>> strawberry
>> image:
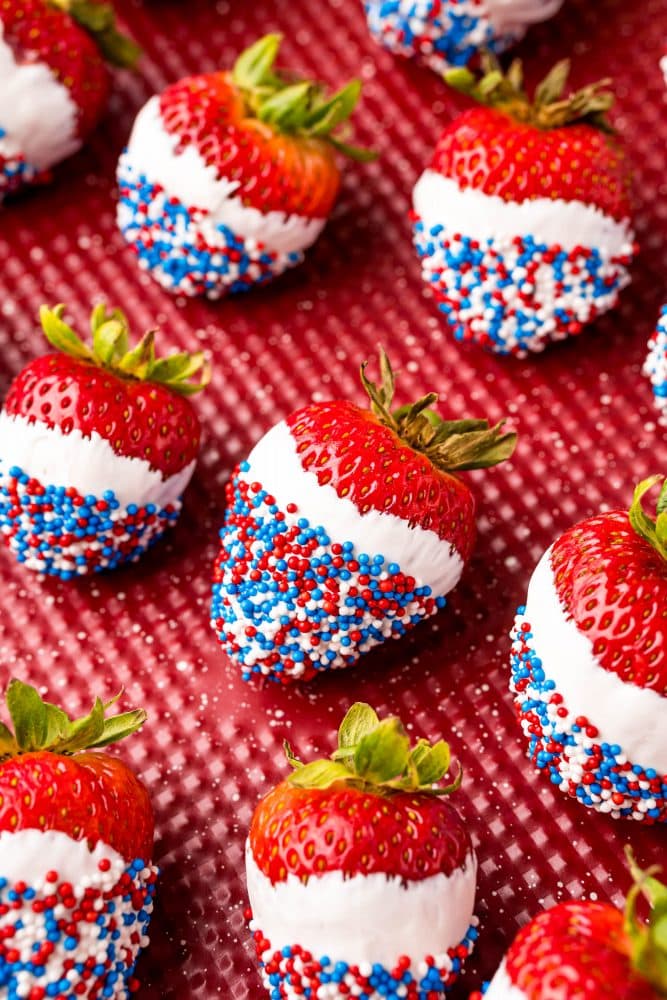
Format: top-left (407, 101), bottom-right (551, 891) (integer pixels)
top-left (510, 477), bottom-right (667, 823)
top-left (364, 0), bottom-right (564, 76)
top-left (245, 702), bottom-right (478, 998)
top-left (0, 678), bottom-right (157, 998)
top-left (211, 349), bottom-right (516, 684)
top-left (117, 34), bottom-right (373, 299)
top-left (475, 850), bottom-right (667, 1000)
top-left (411, 57), bottom-right (636, 355)
top-left (644, 305), bottom-right (667, 426)
top-left (0, 302), bottom-right (210, 577)
top-left (0, 0), bottom-right (139, 198)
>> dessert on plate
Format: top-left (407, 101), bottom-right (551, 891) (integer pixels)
top-left (364, 0), bottom-right (564, 76)
top-left (246, 702), bottom-right (478, 998)
top-left (644, 305), bottom-right (667, 425)
top-left (412, 57), bottom-right (636, 355)
top-left (211, 349), bottom-right (516, 684)
top-left (472, 850), bottom-right (667, 999)
top-left (0, 303), bottom-right (210, 577)
top-left (0, 678), bottom-right (157, 999)
top-left (0, 0), bottom-right (139, 199)
top-left (510, 477), bottom-right (667, 823)
top-left (117, 34), bottom-right (372, 299)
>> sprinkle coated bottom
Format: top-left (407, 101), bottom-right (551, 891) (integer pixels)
top-left (210, 465), bottom-right (446, 684)
top-left (247, 910), bottom-right (478, 999)
top-left (412, 214), bottom-right (634, 355)
top-left (644, 303), bottom-right (667, 424)
top-left (363, 0), bottom-right (514, 73)
top-left (117, 154), bottom-right (302, 299)
top-left (0, 465), bottom-right (182, 578)
top-left (0, 856), bottom-right (157, 999)
top-left (0, 131), bottom-right (40, 199)
top-left (510, 609), bottom-right (667, 823)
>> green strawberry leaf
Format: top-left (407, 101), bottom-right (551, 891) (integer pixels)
top-left (93, 319), bottom-right (130, 366)
top-left (284, 740), bottom-right (303, 770)
top-left (55, 0), bottom-right (141, 68)
top-left (233, 33), bottom-right (282, 92)
top-left (337, 703), bottom-right (380, 751)
top-left (0, 721), bottom-right (17, 756)
top-left (413, 739), bottom-right (451, 786)
top-left (287, 759), bottom-right (353, 789)
top-left (53, 697), bottom-right (105, 753)
top-left (258, 81), bottom-right (314, 130)
top-left (658, 479), bottom-right (667, 516)
top-left (89, 709), bottom-right (147, 748)
top-left (117, 330), bottom-right (156, 379)
top-left (327, 135), bottom-right (378, 162)
top-left (6, 679), bottom-right (50, 751)
top-left (354, 717), bottom-right (410, 784)
top-left (304, 80), bottom-right (362, 135)
top-left (40, 305), bottom-right (92, 362)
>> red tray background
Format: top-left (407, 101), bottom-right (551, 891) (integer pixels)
top-left (1, 0), bottom-right (667, 995)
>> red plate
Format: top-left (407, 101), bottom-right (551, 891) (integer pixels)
top-left (0, 0), bottom-right (666, 996)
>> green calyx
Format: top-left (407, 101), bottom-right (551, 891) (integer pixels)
top-left (445, 53), bottom-right (615, 131)
top-left (0, 679), bottom-right (146, 761)
top-left (40, 303), bottom-right (211, 397)
top-left (624, 847), bottom-right (667, 995)
top-left (231, 34), bottom-right (375, 161)
top-left (360, 348), bottom-right (517, 472)
top-left (48, 0), bottom-right (141, 69)
top-left (285, 702), bottom-right (462, 796)
top-left (628, 476), bottom-right (667, 562)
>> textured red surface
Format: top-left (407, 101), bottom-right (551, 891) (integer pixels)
top-left (0, 0), bottom-right (666, 997)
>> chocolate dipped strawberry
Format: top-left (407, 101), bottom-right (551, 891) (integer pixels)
top-left (475, 850), bottom-right (667, 1000)
top-left (246, 702), bottom-right (478, 998)
top-left (117, 34), bottom-right (372, 298)
top-left (0, 0), bottom-right (139, 198)
top-left (0, 678), bottom-right (157, 998)
top-left (0, 303), bottom-right (210, 577)
top-left (510, 477), bottom-right (667, 823)
top-left (364, 0), bottom-right (563, 76)
top-left (412, 58), bottom-right (635, 355)
top-left (211, 349), bottom-right (516, 683)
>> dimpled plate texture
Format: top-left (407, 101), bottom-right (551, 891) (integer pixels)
top-left (0, 0), bottom-right (666, 996)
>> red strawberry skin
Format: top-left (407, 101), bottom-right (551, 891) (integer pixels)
top-left (0, 0), bottom-right (110, 139)
top-left (287, 401), bottom-right (476, 562)
top-left (550, 511), bottom-right (667, 695)
top-left (4, 353), bottom-right (201, 477)
top-left (0, 750), bottom-right (154, 862)
top-left (502, 900), bottom-right (659, 999)
top-left (430, 107), bottom-right (631, 221)
top-left (249, 780), bottom-right (471, 885)
top-left (159, 74), bottom-right (341, 219)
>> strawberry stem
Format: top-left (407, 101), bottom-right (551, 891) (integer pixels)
top-left (0, 679), bottom-right (146, 760)
top-left (39, 304), bottom-right (211, 397)
top-left (360, 348), bottom-right (517, 472)
top-left (624, 847), bottom-right (667, 994)
top-left (48, 0), bottom-right (141, 69)
top-left (285, 702), bottom-right (463, 796)
top-left (446, 53), bottom-right (615, 132)
top-left (231, 34), bottom-right (375, 162)
top-left (628, 477), bottom-right (667, 563)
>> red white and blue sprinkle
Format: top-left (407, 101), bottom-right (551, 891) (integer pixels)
top-left (0, 857), bottom-right (157, 999)
top-left (412, 214), bottom-right (633, 355)
top-left (363, 1), bottom-right (513, 73)
top-left (116, 155), bottom-right (301, 299)
top-left (246, 909), bottom-right (478, 999)
top-left (210, 464), bottom-right (446, 684)
top-left (510, 609), bottom-right (667, 823)
top-left (0, 465), bottom-right (182, 578)
top-left (0, 129), bottom-right (39, 199)
top-left (644, 304), bottom-right (667, 424)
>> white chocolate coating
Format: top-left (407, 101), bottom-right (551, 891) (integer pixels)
top-left (524, 548), bottom-right (667, 773)
top-left (246, 843), bottom-right (477, 968)
top-left (245, 419), bottom-right (465, 597)
top-left (413, 171), bottom-right (633, 256)
top-left (484, 960), bottom-right (528, 1000)
top-left (0, 412), bottom-right (195, 509)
